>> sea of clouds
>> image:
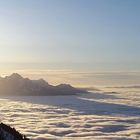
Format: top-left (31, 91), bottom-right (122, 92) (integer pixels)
top-left (0, 87), bottom-right (140, 140)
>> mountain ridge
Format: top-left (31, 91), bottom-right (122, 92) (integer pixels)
top-left (0, 73), bottom-right (86, 96)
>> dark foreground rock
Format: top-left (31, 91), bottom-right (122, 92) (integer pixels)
top-left (0, 123), bottom-right (29, 140)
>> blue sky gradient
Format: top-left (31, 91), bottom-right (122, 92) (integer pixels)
top-left (0, 0), bottom-right (140, 72)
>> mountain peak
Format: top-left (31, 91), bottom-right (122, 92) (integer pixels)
top-left (33, 78), bottom-right (49, 87)
top-left (7, 73), bottom-right (23, 79)
top-left (0, 73), bottom-right (86, 96)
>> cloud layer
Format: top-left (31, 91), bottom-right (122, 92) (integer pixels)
top-left (0, 87), bottom-right (140, 140)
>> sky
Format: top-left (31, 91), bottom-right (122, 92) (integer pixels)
top-left (0, 0), bottom-right (140, 85)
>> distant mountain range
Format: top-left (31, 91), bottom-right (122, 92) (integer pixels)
top-left (0, 73), bottom-right (86, 96)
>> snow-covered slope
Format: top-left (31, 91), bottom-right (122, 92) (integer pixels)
top-left (0, 123), bottom-right (29, 140)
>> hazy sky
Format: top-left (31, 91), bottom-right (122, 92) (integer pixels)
top-left (0, 0), bottom-right (140, 73)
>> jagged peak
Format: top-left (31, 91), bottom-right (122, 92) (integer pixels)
top-left (7, 73), bottom-right (23, 79)
top-left (0, 73), bottom-right (86, 95)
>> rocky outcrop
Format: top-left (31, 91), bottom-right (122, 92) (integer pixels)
top-left (0, 123), bottom-right (29, 140)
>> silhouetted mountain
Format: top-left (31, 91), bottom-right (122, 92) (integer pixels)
top-left (0, 73), bottom-right (86, 96)
top-left (0, 123), bottom-right (29, 140)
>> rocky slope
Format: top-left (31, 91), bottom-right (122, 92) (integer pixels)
top-left (0, 123), bottom-right (29, 140)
